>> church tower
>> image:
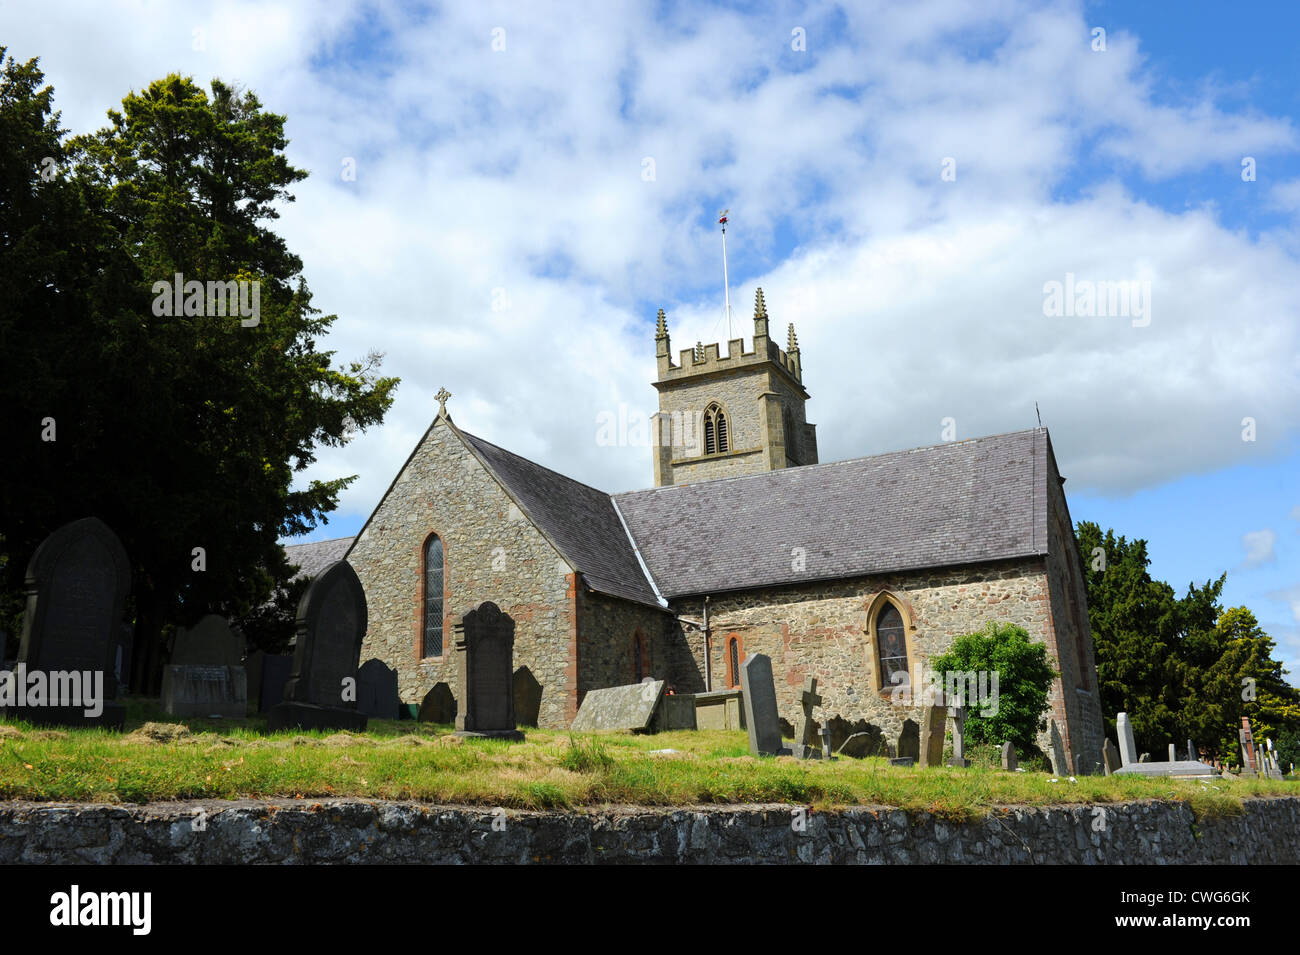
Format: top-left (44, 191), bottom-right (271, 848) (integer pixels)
top-left (651, 288), bottom-right (817, 487)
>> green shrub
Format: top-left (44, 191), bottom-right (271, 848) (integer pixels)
top-left (929, 622), bottom-right (1057, 755)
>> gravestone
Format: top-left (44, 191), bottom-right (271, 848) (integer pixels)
top-left (571, 680), bottom-right (663, 732)
top-left (1048, 720), bottom-right (1068, 776)
top-left (918, 704), bottom-right (947, 768)
top-left (5, 517), bottom-right (131, 729)
top-left (266, 560), bottom-right (368, 732)
top-left (898, 719), bottom-right (920, 761)
top-left (739, 654), bottom-right (788, 756)
top-left (512, 666), bottom-right (543, 727)
top-left (454, 601), bottom-right (523, 740)
top-left (1167, 743), bottom-right (1177, 763)
top-left (1116, 711), bottom-right (1138, 766)
top-left (1239, 717), bottom-right (1258, 776)
top-left (790, 677), bottom-right (822, 759)
top-left (1138, 753), bottom-right (1150, 763)
top-left (172, 614), bottom-right (243, 667)
top-left (258, 653), bottom-right (293, 712)
top-left (1187, 739), bottom-right (1196, 762)
top-left (651, 692), bottom-right (697, 732)
top-left (1001, 741), bottom-right (1017, 771)
top-left (948, 706), bottom-right (970, 767)
top-left (162, 614), bottom-right (247, 718)
top-left (356, 658), bottom-right (400, 720)
top-left (418, 682), bottom-right (457, 723)
top-left (1102, 739), bottom-right (1121, 776)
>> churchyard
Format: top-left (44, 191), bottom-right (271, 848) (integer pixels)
top-left (0, 517), bottom-right (1293, 827)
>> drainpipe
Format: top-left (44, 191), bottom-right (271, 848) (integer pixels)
top-left (702, 596), bottom-right (712, 692)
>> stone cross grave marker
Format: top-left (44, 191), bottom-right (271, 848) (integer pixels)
top-left (740, 654), bottom-right (788, 756)
top-left (1001, 741), bottom-right (1017, 771)
top-left (1048, 720), bottom-right (1068, 776)
top-left (1116, 711), bottom-right (1138, 767)
top-left (7, 517), bottom-right (131, 728)
top-left (267, 560), bottom-right (368, 732)
top-left (1102, 739), bottom-right (1121, 776)
top-left (455, 601), bottom-right (523, 740)
top-left (790, 676), bottom-right (822, 759)
top-left (948, 706), bottom-right (970, 767)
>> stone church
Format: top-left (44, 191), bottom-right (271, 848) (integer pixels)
top-left (286, 289), bottom-right (1104, 766)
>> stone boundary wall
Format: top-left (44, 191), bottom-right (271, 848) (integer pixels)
top-left (2, 797), bottom-right (1296, 864)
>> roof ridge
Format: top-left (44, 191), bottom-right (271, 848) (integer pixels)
top-left (283, 535), bottom-right (356, 547)
top-left (614, 427), bottom-right (1046, 498)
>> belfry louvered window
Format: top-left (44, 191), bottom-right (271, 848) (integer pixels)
top-left (703, 403), bottom-right (729, 454)
top-left (423, 534), bottom-right (444, 657)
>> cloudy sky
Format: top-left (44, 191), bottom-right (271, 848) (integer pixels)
top-left (7, 0), bottom-right (1299, 682)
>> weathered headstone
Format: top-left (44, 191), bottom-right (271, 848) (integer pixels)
top-left (172, 614), bottom-right (243, 667)
top-left (651, 692), bottom-right (697, 732)
top-left (897, 719), bottom-right (920, 761)
top-left (1239, 717), bottom-right (1258, 776)
top-left (454, 601), bottom-right (523, 740)
top-left (1001, 741), bottom-right (1017, 771)
top-left (827, 716), bottom-right (883, 756)
top-left (1116, 711), bottom-right (1138, 766)
top-left (418, 682), bottom-right (457, 723)
top-left (163, 614), bottom-right (247, 718)
top-left (1187, 739), bottom-right (1196, 762)
top-left (819, 723), bottom-right (836, 761)
top-left (1048, 720), bottom-right (1068, 776)
top-left (948, 706), bottom-right (970, 767)
top-left (356, 658), bottom-right (400, 720)
top-left (1167, 743), bottom-right (1177, 763)
top-left (512, 665), bottom-right (543, 727)
top-left (918, 704), bottom-right (947, 768)
top-left (790, 677), bottom-right (823, 759)
top-left (266, 560), bottom-right (368, 732)
top-left (739, 654), bottom-right (788, 756)
top-left (4, 517), bottom-right (131, 728)
top-left (571, 680), bottom-right (663, 732)
top-left (1102, 739), bottom-right (1121, 775)
top-left (1138, 753), bottom-right (1150, 763)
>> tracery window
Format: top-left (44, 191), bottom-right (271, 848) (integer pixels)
top-left (422, 534), bottom-right (444, 657)
top-left (703, 403), bottom-right (729, 454)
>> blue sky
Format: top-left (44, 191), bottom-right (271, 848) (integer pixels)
top-left (4, 0), bottom-right (1298, 681)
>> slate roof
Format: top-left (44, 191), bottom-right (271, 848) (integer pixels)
top-left (283, 536), bottom-right (355, 581)
top-left (614, 429), bottom-right (1050, 599)
top-left (460, 431), bottom-right (661, 608)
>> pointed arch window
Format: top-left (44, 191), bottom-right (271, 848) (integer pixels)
top-left (726, 635), bottom-right (742, 688)
top-left (422, 534), bottom-right (444, 658)
top-left (875, 603), bottom-right (908, 683)
top-left (704, 403), bottom-right (729, 455)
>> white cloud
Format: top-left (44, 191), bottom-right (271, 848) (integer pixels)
top-left (4, 0), bottom-right (1299, 526)
top-left (1240, 529), bottom-right (1278, 568)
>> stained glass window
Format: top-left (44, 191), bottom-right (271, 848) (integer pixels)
top-left (876, 603), bottom-right (908, 681)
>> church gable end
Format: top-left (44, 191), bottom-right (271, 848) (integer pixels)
top-left (346, 416), bottom-right (580, 728)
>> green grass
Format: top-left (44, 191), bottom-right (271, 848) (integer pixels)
top-left (0, 698), bottom-right (1293, 821)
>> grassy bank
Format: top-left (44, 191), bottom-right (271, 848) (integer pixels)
top-left (0, 699), bottom-right (1292, 820)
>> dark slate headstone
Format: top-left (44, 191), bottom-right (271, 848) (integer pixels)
top-left (161, 665), bottom-right (247, 718)
top-left (266, 560), bottom-right (368, 732)
top-left (454, 602), bottom-right (523, 740)
top-left (419, 682), bottom-right (457, 724)
top-left (5, 517), bottom-right (130, 729)
top-left (512, 665), bottom-right (543, 728)
top-left (898, 719), bottom-right (920, 760)
top-left (1048, 719), bottom-right (1068, 776)
top-left (830, 718), bottom-right (885, 758)
top-left (257, 653), bottom-right (293, 713)
top-left (172, 614), bottom-right (243, 667)
top-left (357, 658), bottom-right (400, 720)
top-left (740, 654), bottom-right (788, 756)
top-left (1001, 741), bottom-right (1018, 771)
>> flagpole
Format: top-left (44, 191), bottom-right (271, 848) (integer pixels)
top-left (720, 210), bottom-right (732, 341)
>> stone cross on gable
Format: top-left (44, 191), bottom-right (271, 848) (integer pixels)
top-left (436, 387), bottom-right (452, 417)
top-left (792, 677), bottom-right (822, 757)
